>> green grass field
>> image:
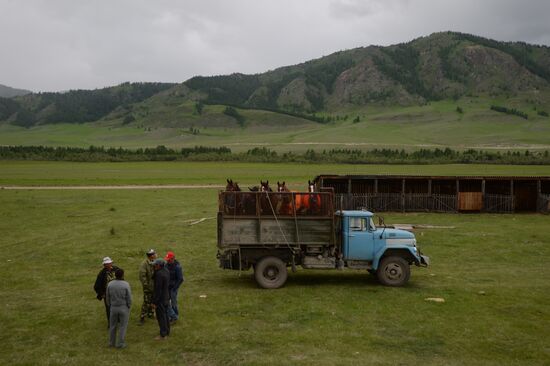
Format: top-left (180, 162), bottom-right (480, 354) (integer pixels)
top-left (2, 161), bottom-right (550, 187)
top-left (1, 162), bottom-right (549, 365)
top-left (1, 96), bottom-right (550, 153)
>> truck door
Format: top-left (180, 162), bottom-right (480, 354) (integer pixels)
top-left (347, 216), bottom-right (375, 260)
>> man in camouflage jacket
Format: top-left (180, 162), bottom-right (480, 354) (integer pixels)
top-left (139, 249), bottom-right (156, 324)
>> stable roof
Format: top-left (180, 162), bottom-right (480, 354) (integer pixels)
top-left (315, 174), bottom-right (550, 181)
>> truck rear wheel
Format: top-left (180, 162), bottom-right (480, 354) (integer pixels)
top-left (254, 256), bottom-right (288, 289)
top-left (377, 256), bottom-right (410, 287)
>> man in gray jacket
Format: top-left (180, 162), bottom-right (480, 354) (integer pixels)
top-left (106, 268), bottom-right (132, 348)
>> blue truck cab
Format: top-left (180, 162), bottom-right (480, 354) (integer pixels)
top-left (338, 210), bottom-right (429, 286)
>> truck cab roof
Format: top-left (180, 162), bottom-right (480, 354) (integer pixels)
top-left (336, 210), bottom-right (374, 217)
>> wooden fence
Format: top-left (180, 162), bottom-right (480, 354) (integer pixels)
top-left (483, 194), bottom-right (513, 213)
top-left (537, 194), bottom-right (550, 213)
top-left (335, 193), bottom-right (457, 212)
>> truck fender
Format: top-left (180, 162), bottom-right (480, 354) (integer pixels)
top-left (373, 247), bottom-right (420, 270)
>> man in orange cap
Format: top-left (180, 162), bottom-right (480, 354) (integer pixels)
top-left (165, 251), bottom-right (184, 323)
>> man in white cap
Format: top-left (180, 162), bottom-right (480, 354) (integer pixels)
top-left (94, 256), bottom-right (119, 327)
top-left (138, 249), bottom-right (156, 325)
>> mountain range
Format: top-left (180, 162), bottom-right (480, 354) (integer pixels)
top-left (1, 31), bottom-right (550, 129)
top-left (0, 84), bottom-right (32, 98)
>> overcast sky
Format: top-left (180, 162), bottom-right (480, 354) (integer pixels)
top-left (1, 0), bottom-right (550, 92)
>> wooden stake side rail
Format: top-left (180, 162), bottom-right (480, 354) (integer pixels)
top-left (218, 191), bottom-right (336, 249)
top-left (219, 217), bottom-right (334, 247)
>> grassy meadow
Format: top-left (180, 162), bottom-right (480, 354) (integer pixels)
top-left (1, 96), bottom-right (550, 153)
top-left (0, 162), bottom-right (549, 365)
top-left (2, 161), bottom-right (550, 187)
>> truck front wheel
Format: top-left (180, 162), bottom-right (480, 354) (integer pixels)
top-left (377, 256), bottom-right (410, 287)
top-left (254, 256), bottom-right (288, 289)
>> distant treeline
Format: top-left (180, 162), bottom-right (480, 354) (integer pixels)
top-left (0, 145), bottom-right (231, 162)
top-left (2, 145), bottom-right (550, 164)
top-left (211, 102), bottom-right (350, 124)
top-left (490, 105), bottom-right (529, 119)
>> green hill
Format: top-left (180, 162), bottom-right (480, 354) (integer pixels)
top-left (1, 82), bottom-right (175, 127)
top-left (1, 32), bottom-right (550, 151)
top-left (159, 31), bottom-right (550, 113)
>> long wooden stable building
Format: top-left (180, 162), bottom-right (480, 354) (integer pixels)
top-left (314, 174), bottom-right (550, 213)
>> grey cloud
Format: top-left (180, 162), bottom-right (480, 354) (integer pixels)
top-left (0, 0), bottom-right (549, 92)
top-left (329, 0), bottom-right (411, 18)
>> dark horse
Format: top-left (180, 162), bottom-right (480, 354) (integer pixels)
top-left (247, 180), bottom-right (276, 215)
top-left (224, 179), bottom-right (241, 214)
top-left (249, 180), bottom-right (272, 192)
top-left (225, 179), bottom-right (241, 192)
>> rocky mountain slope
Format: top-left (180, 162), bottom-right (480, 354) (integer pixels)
top-left (2, 31), bottom-right (550, 127)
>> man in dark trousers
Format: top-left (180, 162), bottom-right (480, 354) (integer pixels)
top-left (94, 257), bottom-right (119, 327)
top-left (152, 258), bottom-right (170, 340)
top-left (165, 251), bottom-right (184, 323)
top-left (106, 268), bottom-right (132, 348)
top-left (139, 249), bottom-right (156, 325)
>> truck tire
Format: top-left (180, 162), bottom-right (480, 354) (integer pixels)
top-left (377, 256), bottom-right (410, 287)
top-left (254, 256), bottom-right (288, 289)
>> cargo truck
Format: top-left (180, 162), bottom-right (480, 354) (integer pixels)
top-left (217, 189), bottom-right (429, 288)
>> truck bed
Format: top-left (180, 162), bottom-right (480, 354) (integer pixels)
top-left (218, 191), bottom-right (335, 249)
top-left (218, 215), bottom-right (334, 248)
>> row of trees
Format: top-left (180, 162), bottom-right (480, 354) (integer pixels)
top-left (0, 145), bottom-right (230, 162)
top-left (2, 145), bottom-right (550, 164)
top-left (223, 106), bottom-right (246, 127)
top-left (490, 105), bottom-right (529, 119)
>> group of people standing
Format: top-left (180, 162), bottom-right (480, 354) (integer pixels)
top-left (94, 249), bottom-right (184, 348)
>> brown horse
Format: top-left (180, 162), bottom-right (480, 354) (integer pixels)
top-left (276, 181), bottom-right (294, 215)
top-left (295, 180), bottom-right (322, 215)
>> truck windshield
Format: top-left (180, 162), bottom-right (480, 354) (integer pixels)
top-left (369, 218), bottom-right (376, 231)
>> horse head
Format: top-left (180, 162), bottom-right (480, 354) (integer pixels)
top-left (308, 180), bottom-right (315, 193)
top-left (226, 179), bottom-right (241, 192)
top-left (277, 181), bottom-right (290, 192)
top-left (260, 180), bottom-right (272, 192)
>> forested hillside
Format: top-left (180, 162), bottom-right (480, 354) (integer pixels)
top-left (1, 82), bottom-right (174, 127)
top-left (2, 31), bottom-right (550, 128)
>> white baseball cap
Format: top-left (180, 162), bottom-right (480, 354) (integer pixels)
top-left (102, 256), bottom-right (113, 265)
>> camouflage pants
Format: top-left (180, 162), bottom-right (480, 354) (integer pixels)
top-left (140, 290), bottom-right (154, 319)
